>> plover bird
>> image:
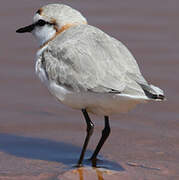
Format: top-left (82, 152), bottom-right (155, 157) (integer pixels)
top-left (16, 3), bottom-right (165, 166)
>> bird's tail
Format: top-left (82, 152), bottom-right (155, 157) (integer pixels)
top-left (140, 84), bottom-right (165, 101)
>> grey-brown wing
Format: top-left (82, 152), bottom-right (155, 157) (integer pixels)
top-left (40, 25), bottom-right (147, 96)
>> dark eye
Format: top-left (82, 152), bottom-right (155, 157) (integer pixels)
top-left (36, 19), bottom-right (46, 26)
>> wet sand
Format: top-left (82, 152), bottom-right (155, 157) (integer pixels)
top-left (0, 0), bottom-right (179, 179)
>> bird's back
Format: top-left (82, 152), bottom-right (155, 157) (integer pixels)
top-left (44, 25), bottom-right (146, 93)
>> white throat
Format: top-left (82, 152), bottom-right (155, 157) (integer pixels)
top-left (32, 25), bottom-right (56, 46)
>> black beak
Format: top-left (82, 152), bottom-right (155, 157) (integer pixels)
top-left (16, 23), bottom-right (35, 33)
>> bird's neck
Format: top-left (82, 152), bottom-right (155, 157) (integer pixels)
top-left (38, 23), bottom-right (79, 50)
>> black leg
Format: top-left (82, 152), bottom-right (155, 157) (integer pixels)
top-left (77, 109), bottom-right (94, 166)
top-left (90, 116), bottom-right (111, 166)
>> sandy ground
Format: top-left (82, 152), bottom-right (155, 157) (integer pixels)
top-left (0, 0), bottom-right (179, 179)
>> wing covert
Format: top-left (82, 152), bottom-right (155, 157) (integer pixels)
top-left (40, 24), bottom-right (147, 95)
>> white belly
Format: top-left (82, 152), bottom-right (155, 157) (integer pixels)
top-left (49, 81), bottom-right (147, 115)
top-left (36, 66), bottom-right (146, 115)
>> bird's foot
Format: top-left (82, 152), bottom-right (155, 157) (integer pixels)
top-left (86, 157), bottom-right (102, 167)
top-left (73, 163), bottom-right (83, 168)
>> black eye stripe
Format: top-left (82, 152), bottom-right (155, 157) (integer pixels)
top-left (36, 19), bottom-right (55, 27)
top-left (36, 9), bottom-right (41, 14)
top-left (36, 19), bottom-right (46, 26)
top-left (36, 8), bottom-right (43, 15)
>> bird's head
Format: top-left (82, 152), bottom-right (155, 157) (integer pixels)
top-left (16, 4), bottom-right (87, 47)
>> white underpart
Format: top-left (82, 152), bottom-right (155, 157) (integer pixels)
top-left (48, 82), bottom-right (146, 115)
top-left (32, 25), bottom-right (56, 46)
top-left (35, 45), bottom-right (49, 85)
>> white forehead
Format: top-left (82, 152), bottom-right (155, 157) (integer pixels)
top-left (33, 13), bottom-right (42, 22)
top-left (33, 4), bottom-right (87, 26)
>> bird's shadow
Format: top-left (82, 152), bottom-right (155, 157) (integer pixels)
top-left (0, 133), bottom-right (124, 171)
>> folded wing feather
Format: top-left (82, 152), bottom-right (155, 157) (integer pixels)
top-left (40, 25), bottom-right (152, 98)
